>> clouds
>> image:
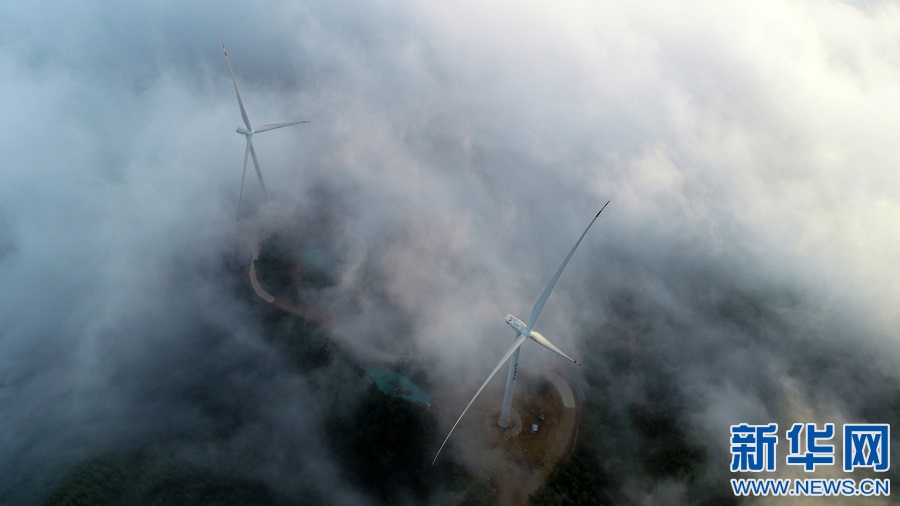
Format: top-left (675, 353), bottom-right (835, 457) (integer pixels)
top-left (2, 0), bottom-right (899, 503)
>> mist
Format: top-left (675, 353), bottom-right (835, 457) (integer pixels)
top-left (2, 0), bottom-right (899, 504)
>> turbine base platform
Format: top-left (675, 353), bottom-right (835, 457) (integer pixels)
top-left (486, 407), bottom-right (522, 439)
top-left (469, 382), bottom-right (580, 505)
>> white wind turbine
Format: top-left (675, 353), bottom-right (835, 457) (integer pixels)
top-left (224, 45), bottom-right (309, 219)
top-left (433, 201), bottom-right (609, 464)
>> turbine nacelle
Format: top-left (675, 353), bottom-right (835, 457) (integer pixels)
top-left (236, 126), bottom-right (251, 136)
top-left (505, 314), bottom-right (527, 335)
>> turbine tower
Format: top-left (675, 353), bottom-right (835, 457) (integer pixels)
top-left (223, 45), bottom-right (309, 219)
top-left (433, 201), bottom-right (609, 464)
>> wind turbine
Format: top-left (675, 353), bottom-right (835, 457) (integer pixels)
top-left (433, 201), bottom-right (610, 464)
top-left (223, 45), bottom-right (309, 219)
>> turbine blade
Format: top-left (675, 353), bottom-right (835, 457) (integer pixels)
top-left (237, 139), bottom-right (251, 220)
top-left (248, 139), bottom-right (269, 200)
top-left (432, 334), bottom-right (528, 465)
top-left (529, 331), bottom-right (580, 365)
top-left (526, 201), bottom-right (610, 330)
top-left (254, 121), bottom-right (310, 133)
top-left (223, 45), bottom-right (252, 131)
